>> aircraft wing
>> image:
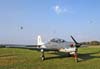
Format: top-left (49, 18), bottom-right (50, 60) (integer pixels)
top-left (0, 44), bottom-right (58, 51)
top-left (13, 47), bottom-right (59, 51)
top-left (25, 47), bottom-right (59, 51)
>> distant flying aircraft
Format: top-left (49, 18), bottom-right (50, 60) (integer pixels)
top-left (1, 35), bottom-right (82, 62)
top-left (20, 26), bottom-right (23, 30)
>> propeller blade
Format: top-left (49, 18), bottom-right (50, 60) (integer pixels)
top-left (70, 35), bottom-right (81, 48)
top-left (71, 36), bottom-right (78, 44)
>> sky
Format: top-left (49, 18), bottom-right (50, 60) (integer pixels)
top-left (0, 0), bottom-right (100, 44)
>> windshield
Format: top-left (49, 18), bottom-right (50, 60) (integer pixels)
top-left (50, 38), bottom-right (66, 43)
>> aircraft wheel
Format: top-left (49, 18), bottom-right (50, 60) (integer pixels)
top-left (42, 57), bottom-right (45, 61)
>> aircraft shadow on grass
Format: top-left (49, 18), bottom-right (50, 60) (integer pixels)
top-left (43, 51), bottom-right (100, 62)
top-left (78, 51), bottom-right (100, 62)
top-left (44, 52), bottom-right (72, 60)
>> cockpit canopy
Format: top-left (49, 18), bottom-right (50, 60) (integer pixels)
top-left (50, 38), bottom-right (66, 43)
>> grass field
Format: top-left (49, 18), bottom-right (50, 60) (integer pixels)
top-left (0, 46), bottom-right (100, 69)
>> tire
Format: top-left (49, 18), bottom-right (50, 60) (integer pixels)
top-left (42, 57), bottom-right (45, 61)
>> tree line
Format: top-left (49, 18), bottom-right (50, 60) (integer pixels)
top-left (81, 41), bottom-right (100, 46)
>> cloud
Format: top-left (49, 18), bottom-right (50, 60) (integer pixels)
top-left (53, 5), bottom-right (67, 15)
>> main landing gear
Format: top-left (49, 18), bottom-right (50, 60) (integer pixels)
top-left (41, 49), bottom-right (45, 61)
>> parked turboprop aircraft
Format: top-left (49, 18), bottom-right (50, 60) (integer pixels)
top-left (34, 35), bottom-right (82, 62)
top-left (0, 35), bottom-right (82, 62)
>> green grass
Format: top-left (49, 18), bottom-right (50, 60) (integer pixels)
top-left (0, 46), bottom-right (100, 69)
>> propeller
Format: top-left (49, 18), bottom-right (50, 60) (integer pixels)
top-left (70, 36), bottom-right (82, 48)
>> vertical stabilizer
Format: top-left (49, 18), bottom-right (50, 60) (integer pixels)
top-left (37, 35), bottom-right (44, 45)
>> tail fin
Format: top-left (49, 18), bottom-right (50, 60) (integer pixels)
top-left (37, 35), bottom-right (44, 45)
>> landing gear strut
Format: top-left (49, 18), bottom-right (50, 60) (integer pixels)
top-left (74, 51), bottom-right (78, 63)
top-left (41, 49), bottom-right (45, 61)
